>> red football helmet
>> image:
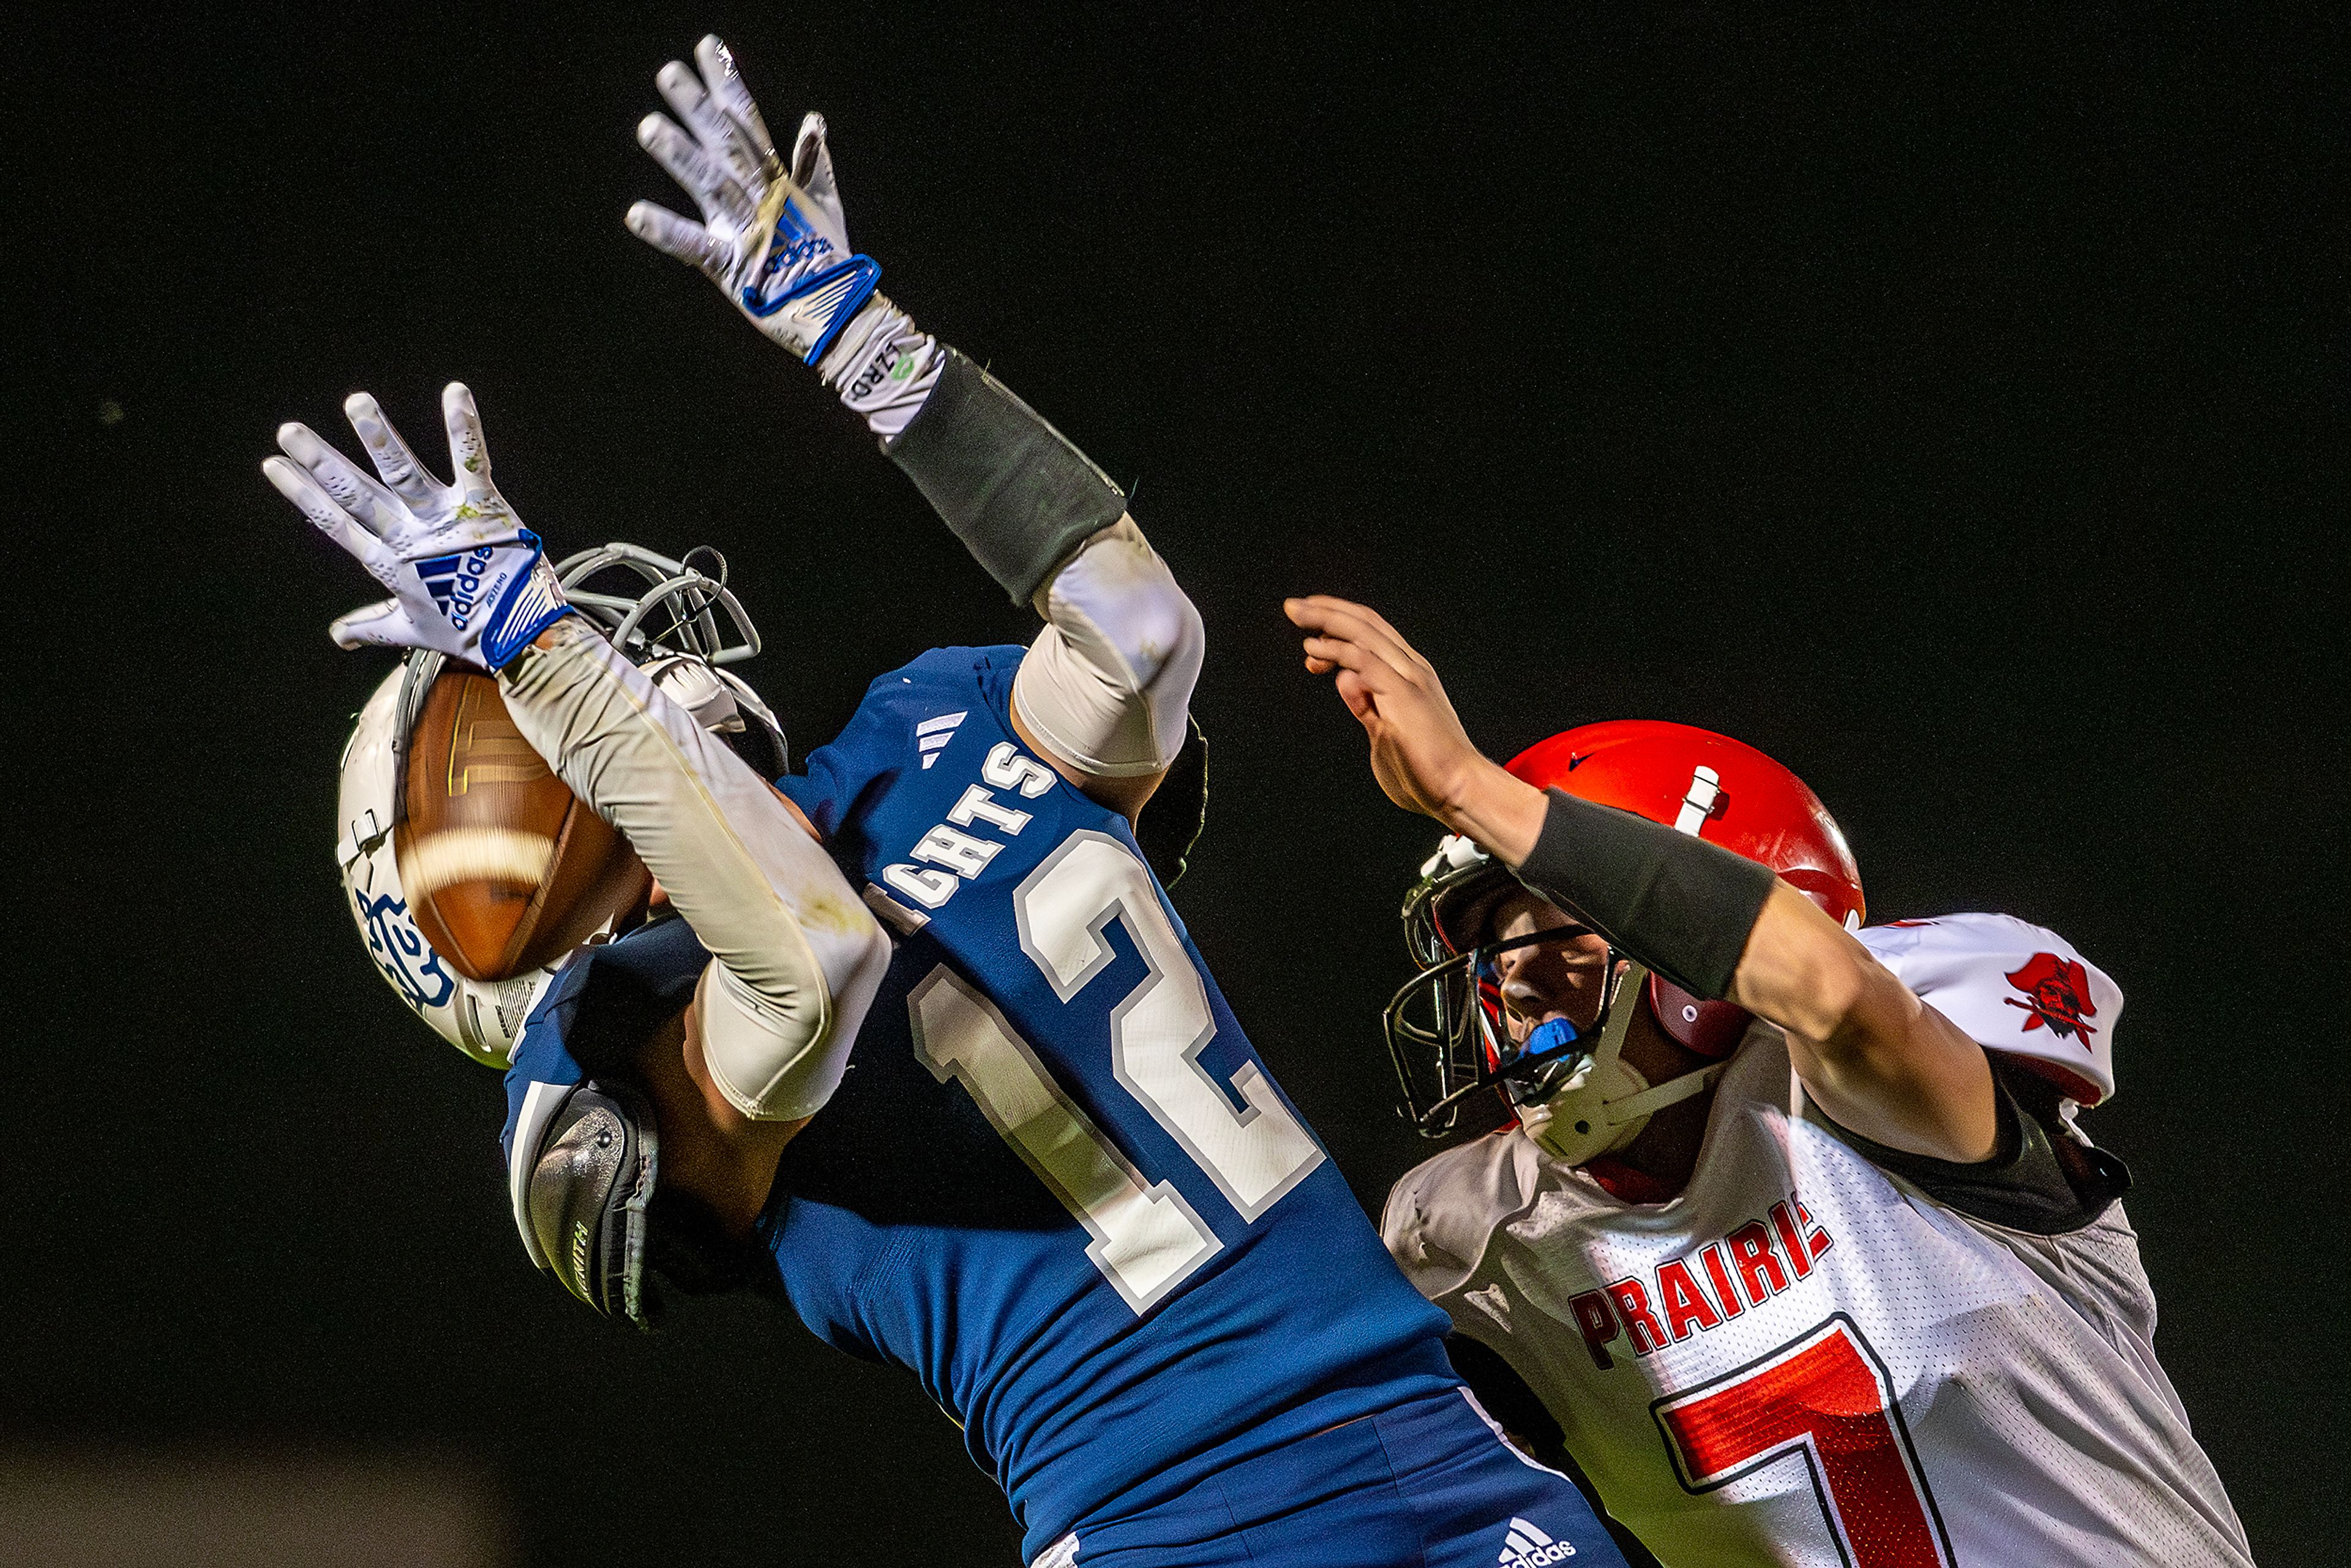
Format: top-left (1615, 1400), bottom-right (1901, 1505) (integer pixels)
top-left (1387, 721), bottom-right (1864, 1136)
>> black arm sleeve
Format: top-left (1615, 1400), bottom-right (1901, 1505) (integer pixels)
top-left (1803, 1059), bottom-right (2132, 1234)
top-left (882, 348), bottom-right (1128, 604)
top-left (1512, 787), bottom-right (1778, 999)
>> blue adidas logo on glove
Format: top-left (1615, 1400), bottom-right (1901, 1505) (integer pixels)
top-left (263, 383), bottom-right (574, 672)
top-left (416, 544), bottom-right (500, 628)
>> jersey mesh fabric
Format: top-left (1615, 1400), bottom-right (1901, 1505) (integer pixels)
top-left (760, 647), bottom-right (1457, 1556)
top-left (1382, 1027), bottom-right (2251, 1568)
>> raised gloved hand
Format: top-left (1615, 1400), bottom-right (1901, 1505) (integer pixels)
top-left (264, 382), bottom-right (571, 670)
top-left (626, 35), bottom-right (881, 369)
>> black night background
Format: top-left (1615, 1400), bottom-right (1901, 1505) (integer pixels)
top-left (5, 6), bottom-right (2343, 1564)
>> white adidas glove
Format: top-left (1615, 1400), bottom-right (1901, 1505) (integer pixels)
top-left (264, 382), bottom-right (570, 670)
top-left (626, 36), bottom-right (881, 369)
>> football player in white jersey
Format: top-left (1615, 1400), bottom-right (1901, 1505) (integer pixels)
top-left (1284, 594), bottom-right (2254, 1567)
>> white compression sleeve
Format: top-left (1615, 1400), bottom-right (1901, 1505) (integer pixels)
top-left (498, 620), bottom-right (893, 1120)
top-left (1011, 517), bottom-right (1205, 778)
top-left (820, 294), bottom-right (943, 440)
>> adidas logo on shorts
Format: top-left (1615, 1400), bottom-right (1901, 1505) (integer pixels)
top-left (1498, 1515), bottom-right (1576, 1566)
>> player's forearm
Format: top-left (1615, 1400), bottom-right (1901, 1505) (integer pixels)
top-left (625, 50), bottom-right (1133, 614)
top-left (1515, 790), bottom-right (1910, 1053)
top-left (819, 296), bottom-right (945, 438)
top-left (1724, 882), bottom-right (1884, 1043)
top-left (879, 347), bottom-right (1131, 603)
top-left (1514, 798), bottom-right (1992, 1154)
top-left (1512, 787), bottom-right (1777, 1000)
top-left (824, 309), bottom-right (1136, 614)
top-left (633, 60), bottom-right (1198, 778)
top-left (1732, 885), bottom-right (1965, 1093)
top-left (626, 52), bottom-right (1183, 763)
top-left (858, 337), bottom-right (1200, 778)
top-left (1439, 759), bottom-right (1551, 869)
top-left (499, 618), bottom-right (891, 1118)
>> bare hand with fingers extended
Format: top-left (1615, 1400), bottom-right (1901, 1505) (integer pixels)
top-left (1282, 595), bottom-right (1549, 866)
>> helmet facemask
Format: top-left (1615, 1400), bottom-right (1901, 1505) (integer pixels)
top-left (1387, 836), bottom-right (1620, 1136)
top-left (557, 542), bottom-right (786, 775)
top-left (1386, 836), bottom-right (1734, 1149)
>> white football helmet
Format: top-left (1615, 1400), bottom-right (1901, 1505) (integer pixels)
top-left (334, 543), bottom-right (786, 1065)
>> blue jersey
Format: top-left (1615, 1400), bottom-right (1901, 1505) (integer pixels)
top-left (508, 647), bottom-right (1455, 1558)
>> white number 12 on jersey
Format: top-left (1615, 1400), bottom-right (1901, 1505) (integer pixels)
top-left (908, 831), bottom-right (1324, 1312)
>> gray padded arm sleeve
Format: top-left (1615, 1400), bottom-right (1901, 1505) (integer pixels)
top-left (499, 620), bottom-right (893, 1120)
top-left (883, 348), bottom-right (1129, 604)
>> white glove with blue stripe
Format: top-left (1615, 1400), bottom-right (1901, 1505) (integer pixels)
top-left (264, 382), bottom-right (571, 671)
top-left (626, 36), bottom-right (882, 369)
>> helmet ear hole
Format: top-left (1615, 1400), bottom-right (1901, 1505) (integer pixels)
top-left (1646, 975), bottom-right (1750, 1058)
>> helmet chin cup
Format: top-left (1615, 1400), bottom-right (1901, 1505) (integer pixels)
top-left (1520, 961), bottom-right (1731, 1167)
top-left (1521, 1052), bottom-right (1655, 1164)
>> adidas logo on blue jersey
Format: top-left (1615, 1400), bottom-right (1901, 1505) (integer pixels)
top-left (1498, 1516), bottom-right (1575, 1566)
top-left (916, 710), bottom-right (967, 768)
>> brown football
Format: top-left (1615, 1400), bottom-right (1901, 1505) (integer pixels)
top-left (394, 670), bottom-right (650, 983)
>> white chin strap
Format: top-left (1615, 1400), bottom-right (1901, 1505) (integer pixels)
top-left (1520, 962), bottom-right (1729, 1166)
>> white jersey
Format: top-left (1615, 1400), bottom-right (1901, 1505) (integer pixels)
top-left (1383, 1029), bottom-right (2251, 1568)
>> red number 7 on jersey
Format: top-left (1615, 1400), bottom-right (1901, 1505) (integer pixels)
top-left (1652, 1315), bottom-right (1954, 1568)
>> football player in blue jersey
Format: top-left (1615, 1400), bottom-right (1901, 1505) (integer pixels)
top-left (265, 36), bottom-right (1637, 1568)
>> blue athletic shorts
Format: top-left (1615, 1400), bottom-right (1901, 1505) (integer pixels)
top-left (1030, 1387), bottom-right (1627, 1567)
